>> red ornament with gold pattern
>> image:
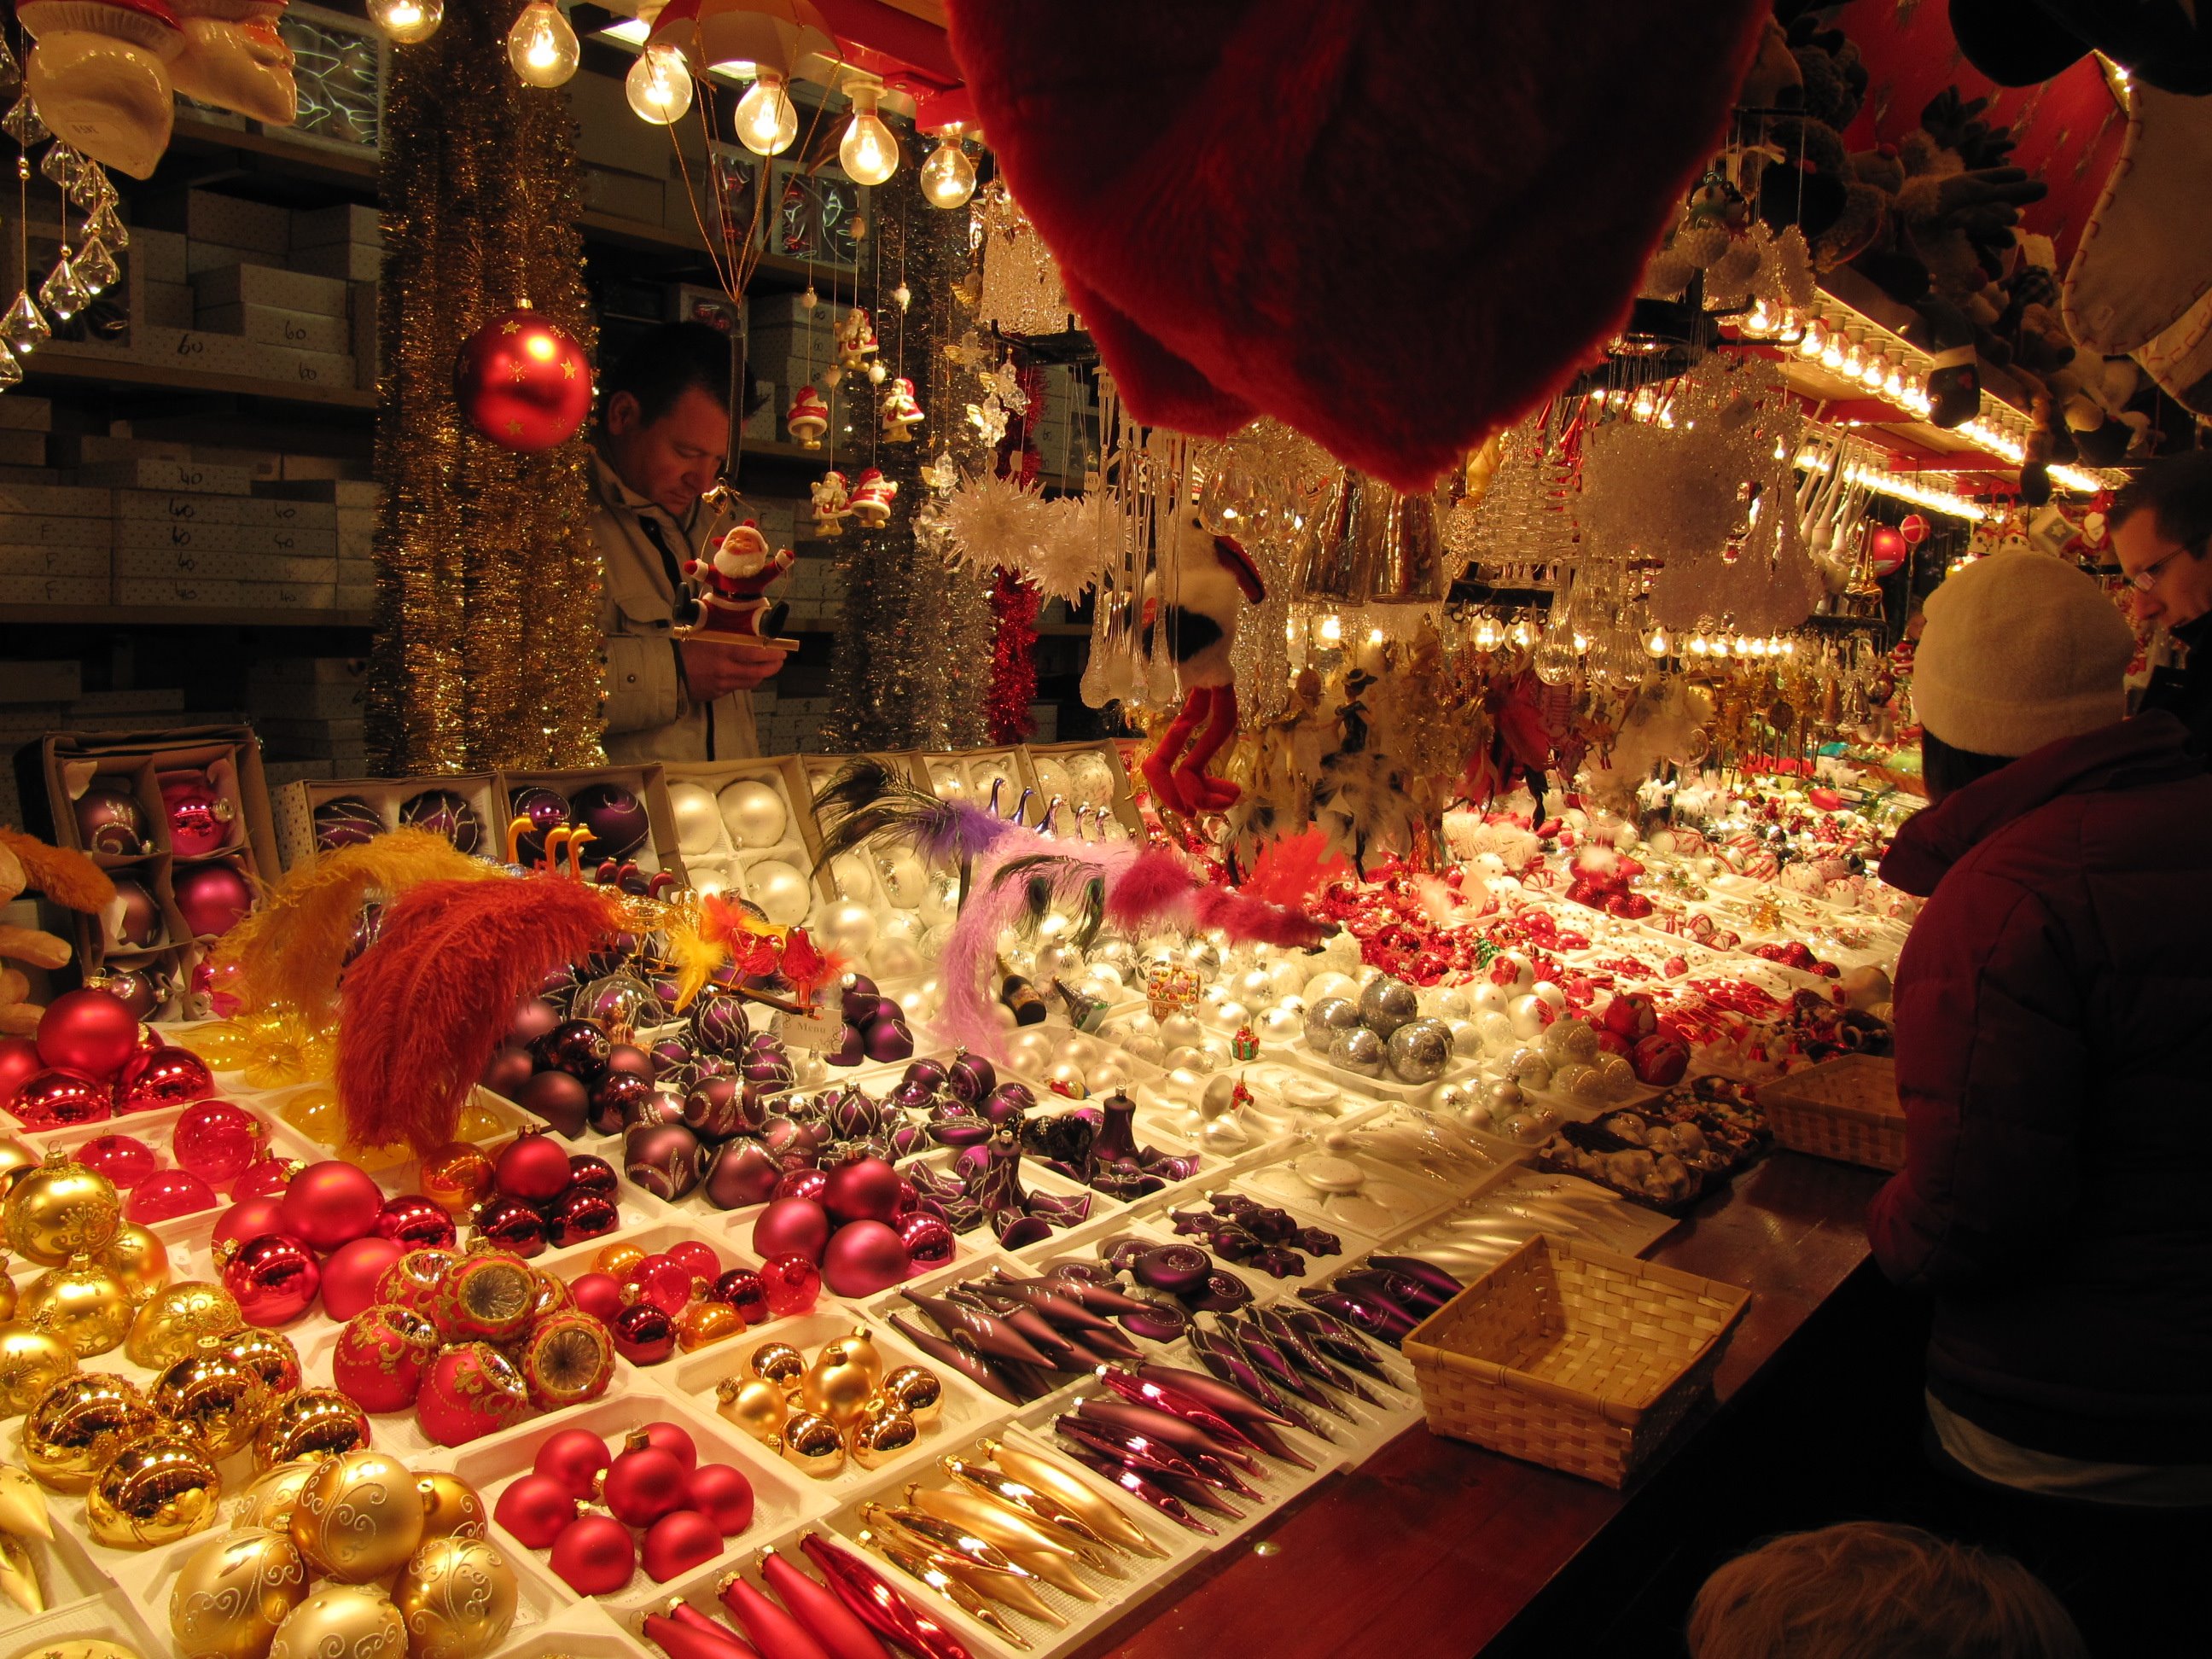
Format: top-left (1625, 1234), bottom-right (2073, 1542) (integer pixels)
top-left (332, 1303), bottom-right (441, 1412)
top-left (515, 1310), bottom-right (615, 1412)
top-left (453, 305), bottom-right (592, 451)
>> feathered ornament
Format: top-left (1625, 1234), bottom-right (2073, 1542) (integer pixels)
top-left (337, 875), bottom-right (622, 1153)
top-left (811, 758), bottom-right (1022, 907)
top-left (661, 912), bottom-right (728, 1014)
top-left (0, 828), bottom-right (115, 913)
top-left (212, 828), bottom-right (496, 1019)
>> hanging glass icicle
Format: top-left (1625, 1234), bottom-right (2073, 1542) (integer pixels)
top-left (1081, 370), bottom-right (1193, 712)
top-left (0, 31), bottom-right (20, 98)
top-left (0, 341), bottom-right (20, 389)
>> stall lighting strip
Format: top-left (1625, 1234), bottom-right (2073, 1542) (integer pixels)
top-left (1795, 445), bottom-right (1991, 522)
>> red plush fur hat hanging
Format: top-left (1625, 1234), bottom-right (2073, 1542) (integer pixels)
top-left (944, 0), bottom-right (1770, 491)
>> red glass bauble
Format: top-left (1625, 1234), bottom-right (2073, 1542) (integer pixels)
top-left (534, 1426), bottom-right (613, 1499)
top-left (213, 1194), bottom-right (290, 1250)
top-left (473, 1196), bottom-right (549, 1259)
top-left (220, 1232), bottom-right (322, 1324)
top-left (332, 1303), bottom-right (439, 1412)
top-left (73, 1132), bottom-right (157, 1189)
top-left (515, 1310), bottom-right (615, 1412)
top-left (610, 1301), bottom-right (677, 1365)
top-left (771, 1167), bottom-right (829, 1206)
top-left (757, 1254), bottom-right (820, 1319)
top-left (602, 1444), bottom-right (687, 1527)
top-left (160, 771), bottom-right (236, 856)
top-left (542, 1185), bottom-right (619, 1250)
top-left (642, 1509), bottom-right (723, 1583)
top-left (750, 1196), bottom-right (830, 1264)
top-left (548, 1513), bottom-right (635, 1595)
top-left (625, 1255), bottom-right (695, 1317)
top-left (433, 1251), bottom-right (538, 1343)
top-left (280, 1159), bottom-right (384, 1249)
top-left (323, 1236), bottom-right (407, 1321)
top-left (36, 987), bottom-right (139, 1079)
top-left (420, 1143), bottom-right (498, 1215)
top-left (1866, 524), bottom-right (1908, 577)
top-left (663, 1241), bottom-right (721, 1284)
top-left (894, 1210), bottom-right (957, 1272)
top-left (375, 1194), bottom-right (458, 1250)
top-left (566, 1154), bottom-right (617, 1198)
top-left (822, 1220), bottom-right (911, 1300)
top-left (417, 1342), bottom-right (530, 1446)
top-left (494, 1130), bottom-right (573, 1202)
top-left (453, 308), bottom-right (592, 453)
top-left (494, 1472), bottom-right (579, 1549)
top-left (683, 1463), bottom-right (754, 1536)
top-left (114, 1045), bottom-right (214, 1112)
top-left (530, 1020), bottom-right (609, 1081)
top-left (125, 1167), bottom-right (218, 1224)
top-left (708, 1268), bottom-right (769, 1325)
top-left (172, 1099), bottom-right (265, 1183)
top-left (172, 861), bottom-right (255, 939)
top-left (6, 1068), bottom-right (108, 1128)
top-left (377, 1247), bottom-right (459, 1323)
top-left (0, 1036), bottom-right (42, 1108)
top-left (568, 1271), bottom-right (623, 1323)
top-left (230, 1156), bottom-right (298, 1200)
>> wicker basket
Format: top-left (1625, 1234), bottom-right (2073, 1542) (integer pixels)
top-left (1404, 1234), bottom-right (1750, 1487)
top-left (1758, 1053), bottom-right (1904, 1171)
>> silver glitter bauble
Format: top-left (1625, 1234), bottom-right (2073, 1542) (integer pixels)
top-left (1385, 1018), bottom-right (1452, 1085)
top-left (1358, 976), bottom-right (1419, 1037)
top-left (1302, 996), bottom-right (1362, 1052)
top-left (1327, 1027), bottom-right (1386, 1077)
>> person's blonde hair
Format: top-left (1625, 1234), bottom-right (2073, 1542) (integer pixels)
top-left (1686, 1522), bottom-right (2088, 1659)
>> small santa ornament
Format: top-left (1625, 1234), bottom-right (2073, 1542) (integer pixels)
top-left (678, 521), bottom-right (798, 649)
top-left (835, 306), bottom-right (878, 370)
top-left (812, 471), bottom-right (851, 538)
top-left (880, 377), bottom-right (924, 443)
top-left (785, 386), bottom-right (830, 449)
top-left (847, 469), bottom-right (899, 528)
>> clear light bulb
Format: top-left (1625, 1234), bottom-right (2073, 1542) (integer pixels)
top-left (1318, 614), bottom-right (1342, 645)
top-left (918, 133), bottom-right (975, 209)
top-left (1644, 626), bottom-right (1669, 658)
top-left (735, 71), bottom-right (798, 155)
top-left (1509, 616), bottom-right (1536, 649)
top-left (1797, 319), bottom-right (1827, 360)
top-left (508, 1), bottom-right (578, 88)
top-left (839, 84), bottom-right (899, 186)
top-left (371, 0), bottom-right (442, 44)
top-left (626, 42), bottom-right (692, 124)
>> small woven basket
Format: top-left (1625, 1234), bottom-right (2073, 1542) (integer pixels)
top-left (1404, 1234), bottom-right (1750, 1487)
top-left (1758, 1053), bottom-right (1904, 1171)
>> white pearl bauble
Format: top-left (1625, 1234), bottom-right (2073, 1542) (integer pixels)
top-left (1532, 981), bottom-right (1567, 1013)
top-left (1200, 999), bottom-right (1249, 1034)
top-left (745, 859), bottom-right (812, 925)
top-left (992, 1003), bottom-right (1019, 1031)
top-left (718, 779), bottom-right (788, 848)
top-left (1043, 1059), bottom-right (1088, 1097)
top-left (1266, 960), bottom-right (1306, 999)
top-left (1162, 1066), bottom-right (1206, 1104)
top-left (1166, 1045), bottom-right (1217, 1074)
top-left (1510, 1049), bottom-right (1552, 1090)
top-left (1471, 982), bottom-right (1509, 1016)
top-left (669, 783), bottom-right (723, 855)
top-left (829, 853), bottom-right (878, 902)
top-left (1158, 1011), bottom-right (1203, 1049)
top-left (1426, 987), bottom-right (1472, 1023)
top-left (1542, 1018), bottom-right (1598, 1067)
top-left (878, 853), bottom-right (928, 908)
top-left (1123, 1011), bottom-right (1158, 1039)
top-left (1595, 1054), bottom-right (1638, 1097)
top-left (794, 1051), bottom-right (828, 1086)
top-left (919, 879), bottom-right (960, 928)
top-left (1281, 1075), bottom-right (1342, 1115)
top-left (873, 938), bottom-right (923, 978)
top-left (878, 911), bottom-right (921, 945)
top-left (817, 899), bottom-right (879, 962)
top-left (688, 859), bottom-right (736, 901)
top-left (1304, 970), bottom-right (1356, 1005)
top-left (1002, 945), bottom-right (1038, 981)
top-left (1006, 1030), bottom-right (1054, 1074)
top-left (1476, 1010), bottom-right (1516, 1049)
top-left (1086, 963), bottom-right (1125, 992)
top-left (1447, 1018), bottom-right (1483, 1058)
top-left (1088, 1057), bottom-right (1133, 1093)
top-left (1507, 993), bottom-right (1548, 1040)
top-left (1256, 1005), bottom-right (1303, 1043)
top-left (1126, 1035), bottom-right (1166, 1065)
top-left (1233, 969), bottom-right (1273, 1004)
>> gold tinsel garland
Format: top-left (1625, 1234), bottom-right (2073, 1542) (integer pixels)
top-left (369, 0), bottom-right (602, 772)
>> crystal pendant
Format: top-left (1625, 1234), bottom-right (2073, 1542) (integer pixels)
top-left (0, 33), bottom-right (20, 97)
top-left (3, 288), bottom-right (51, 354)
top-left (0, 342), bottom-right (20, 389)
top-left (86, 200), bottom-right (127, 249)
top-left (40, 142), bottom-right (79, 188)
top-left (75, 236), bottom-right (119, 295)
top-left (3, 92), bottom-right (47, 148)
top-left (39, 253), bottom-right (90, 322)
top-left (69, 161), bottom-right (115, 212)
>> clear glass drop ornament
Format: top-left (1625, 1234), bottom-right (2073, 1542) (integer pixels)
top-left (39, 143), bottom-right (79, 187)
top-left (86, 200), bottom-right (127, 249)
top-left (0, 341), bottom-right (20, 389)
top-left (75, 236), bottom-right (119, 295)
top-left (0, 32), bottom-right (20, 97)
top-left (3, 92), bottom-right (47, 148)
top-left (69, 161), bottom-right (115, 212)
top-left (39, 253), bottom-right (90, 322)
top-left (3, 288), bottom-right (50, 354)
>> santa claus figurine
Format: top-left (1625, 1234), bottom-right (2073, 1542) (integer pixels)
top-left (786, 386), bottom-right (830, 450)
top-left (847, 469), bottom-right (899, 528)
top-left (678, 521), bottom-right (797, 648)
top-left (811, 470), bottom-right (851, 538)
top-left (880, 377), bottom-right (924, 443)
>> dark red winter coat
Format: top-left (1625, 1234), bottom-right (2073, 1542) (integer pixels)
top-left (1868, 712), bottom-right (2212, 1464)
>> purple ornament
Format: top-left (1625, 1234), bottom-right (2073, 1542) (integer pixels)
top-left (982, 1082), bottom-right (1035, 1126)
top-left (690, 992), bottom-right (749, 1057)
top-left (900, 1057), bottom-right (950, 1094)
top-left (624, 1123), bottom-right (702, 1201)
top-left (75, 779), bottom-right (148, 855)
top-left (312, 795), bottom-right (384, 851)
top-left (826, 1023), bottom-right (865, 1068)
top-left (650, 1036), bottom-right (694, 1078)
top-left (509, 787), bottom-right (569, 864)
top-left (824, 1086), bottom-right (884, 1142)
top-left (399, 788), bottom-right (484, 853)
top-left (587, 1071), bottom-right (654, 1135)
top-left (518, 1070), bottom-right (591, 1138)
top-left (569, 782), bottom-right (649, 859)
top-left (948, 1051), bottom-right (997, 1103)
top-left (863, 1017), bottom-right (914, 1063)
top-left (928, 1103), bottom-right (992, 1147)
top-left (702, 1139), bottom-right (783, 1210)
top-left (741, 1045), bottom-right (795, 1110)
top-left (839, 973), bottom-right (881, 1022)
top-left (568, 1155), bottom-right (618, 1196)
top-left (533, 1020), bottom-right (611, 1081)
top-left (683, 1075), bottom-right (763, 1140)
top-left (997, 1215), bottom-right (1055, 1250)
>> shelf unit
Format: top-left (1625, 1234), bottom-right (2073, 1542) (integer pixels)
top-left (0, 604), bottom-right (373, 627)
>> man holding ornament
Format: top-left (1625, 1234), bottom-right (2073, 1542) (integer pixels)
top-left (2111, 451), bottom-right (2212, 765)
top-left (593, 323), bottom-right (785, 762)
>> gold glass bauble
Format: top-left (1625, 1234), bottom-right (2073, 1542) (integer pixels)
top-left (179, 1021), bottom-right (253, 1070)
top-left (678, 1301), bottom-right (743, 1352)
top-left (0, 1320), bottom-right (77, 1418)
top-left (170, 1525), bottom-right (310, 1659)
top-left (715, 1376), bottom-right (789, 1444)
top-left (878, 1364), bottom-right (943, 1428)
top-left (776, 1409), bottom-right (847, 1478)
top-left (748, 1340), bottom-right (805, 1387)
top-left (87, 1429), bottom-right (223, 1548)
top-left (266, 1582), bottom-right (408, 1659)
top-left (21, 1370), bottom-right (154, 1492)
top-left (126, 1282), bottom-right (243, 1370)
top-left (0, 1530), bottom-right (41, 1614)
top-left (0, 1135), bottom-right (39, 1195)
top-left (19, 1255), bottom-right (136, 1357)
top-left (290, 1450), bottom-right (425, 1582)
top-left (801, 1330), bottom-right (882, 1427)
top-left (228, 1459), bottom-right (319, 1533)
top-left (848, 1408), bottom-right (917, 1470)
top-left (154, 1339), bottom-right (274, 1459)
top-left (252, 1388), bottom-right (369, 1472)
top-left (4, 1153), bottom-right (121, 1266)
top-left (415, 1471), bottom-right (487, 1542)
top-left (278, 1084), bottom-right (338, 1144)
top-left (0, 1270), bottom-right (14, 1321)
top-left (224, 1328), bottom-right (303, 1397)
top-left (96, 1220), bottom-right (171, 1307)
top-left (392, 1534), bottom-right (517, 1659)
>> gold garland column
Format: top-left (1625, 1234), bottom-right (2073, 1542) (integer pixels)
top-left (369, 0), bottom-right (601, 773)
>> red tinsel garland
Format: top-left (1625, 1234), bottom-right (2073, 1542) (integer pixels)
top-left (987, 569), bottom-right (1039, 742)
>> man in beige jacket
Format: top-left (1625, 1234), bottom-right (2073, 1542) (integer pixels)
top-left (593, 323), bottom-right (784, 762)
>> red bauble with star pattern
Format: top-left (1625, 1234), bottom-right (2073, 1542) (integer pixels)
top-left (453, 307), bottom-right (591, 452)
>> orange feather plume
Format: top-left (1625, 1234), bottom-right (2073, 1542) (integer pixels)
top-left (0, 828), bottom-right (114, 912)
top-left (337, 875), bottom-right (622, 1154)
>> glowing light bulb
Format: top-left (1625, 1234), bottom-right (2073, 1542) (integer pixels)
top-left (736, 72), bottom-right (799, 155)
top-left (508, 0), bottom-right (578, 86)
top-left (1644, 626), bottom-right (1669, 658)
top-left (919, 131), bottom-right (976, 209)
top-left (839, 84), bottom-right (899, 187)
top-left (626, 42), bottom-right (692, 124)
top-left (1797, 319), bottom-right (1828, 360)
top-left (1819, 333), bottom-right (1845, 370)
top-left (370, 0), bottom-right (441, 43)
top-left (1509, 617), bottom-right (1537, 649)
top-left (1860, 352), bottom-right (1888, 390)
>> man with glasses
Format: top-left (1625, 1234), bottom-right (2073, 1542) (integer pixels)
top-left (592, 323), bottom-right (785, 763)
top-left (2110, 451), bottom-right (2212, 765)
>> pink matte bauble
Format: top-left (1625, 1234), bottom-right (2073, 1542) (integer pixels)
top-left (549, 1513), bottom-right (634, 1595)
top-left (822, 1220), bottom-right (911, 1300)
top-left (221, 1232), bottom-right (321, 1324)
top-left (417, 1342), bottom-right (530, 1446)
top-left (602, 1445), bottom-right (688, 1527)
top-left (125, 1167), bottom-right (218, 1224)
top-left (323, 1237), bottom-right (406, 1321)
top-left (568, 1272), bottom-right (623, 1322)
top-left (213, 1195), bottom-right (290, 1250)
top-left (683, 1463), bottom-right (754, 1536)
top-left (494, 1131), bottom-right (573, 1202)
top-left (533, 1427), bottom-right (613, 1499)
top-left (758, 1254), bottom-right (820, 1318)
top-left (35, 987), bottom-right (139, 1079)
top-left (495, 1472), bottom-right (580, 1549)
top-left (376, 1194), bottom-right (459, 1250)
top-left (0, 1037), bottom-right (41, 1106)
top-left (74, 1132), bottom-right (157, 1189)
top-left (172, 861), bottom-right (255, 938)
top-left (664, 1241), bottom-right (721, 1284)
top-left (642, 1509), bottom-right (724, 1582)
top-left (821, 1155), bottom-right (901, 1225)
top-left (479, 1046), bottom-right (534, 1102)
top-left (750, 1196), bottom-right (830, 1264)
top-left (6, 1068), bottom-right (108, 1128)
top-left (230, 1157), bottom-right (297, 1200)
top-left (281, 1160), bottom-right (385, 1249)
top-left (115, 1045), bottom-right (214, 1112)
top-left (172, 1099), bottom-right (265, 1182)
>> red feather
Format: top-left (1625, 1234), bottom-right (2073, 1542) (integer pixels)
top-left (1100, 848), bottom-right (1196, 933)
top-left (1191, 885), bottom-right (1333, 948)
top-left (1242, 829), bottom-right (1350, 910)
top-left (338, 875), bottom-right (622, 1154)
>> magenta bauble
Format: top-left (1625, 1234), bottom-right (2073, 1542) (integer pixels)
top-left (73, 1133), bottom-right (156, 1189)
top-left (533, 1427), bottom-right (612, 1499)
top-left (494, 1131), bottom-right (573, 1202)
top-left (494, 1472), bottom-right (579, 1550)
top-left (172, 861), bottom-right (255, 938)
top-left (35, 987), bottom-right (138, 1079)
top-left (641, 1509), bottom-right (724, 1583)
top-left (375, 1194), bottom-right (459, 1250)
top-left (862, 1016), bottom-right (914, 1063)
top-left (322, 1237), bottom-right (406, 1321)
top-left (172, 1098), bottom-right (264, 1183)
top-left (220, 1233), bottom-right (320, 1324)
top-left (682, 1463), bottom-right (754, 1536)
top-left (548, 1513), bottom-right (634, 1595)
top-left (602, 1445), bottom-right (688, 1527)
top-left (125, 1167), bottom-right (218, 1224)
top-left (751, 1196), bottom-right (830, 1264)
top-left (821, 1156), bottom-right (901, 1225)
top-left (894, 1211), bottom-right (958, 1272)
top-left (280, 1160), bottom-right (384, 1249)
top-left (114, 1045), bottom-right (214, 1112)
top-left (568, 1272), bottom-right (623, 1323)
top-left (821, 1220), bottom-right (911, 1300)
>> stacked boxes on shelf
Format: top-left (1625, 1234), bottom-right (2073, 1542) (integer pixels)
top-left (81, 456), bottom-right (346, 613)
top-left (243, 655), bottom-right (369, 773)
top-left (265, 476), bottom-right (378, 608)
top-left (0, 411), bottom-right (112, 604)
top-left (742, 291), bottom-right (840, 446)
top-left (750, 690), bottom-right (833, 754)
